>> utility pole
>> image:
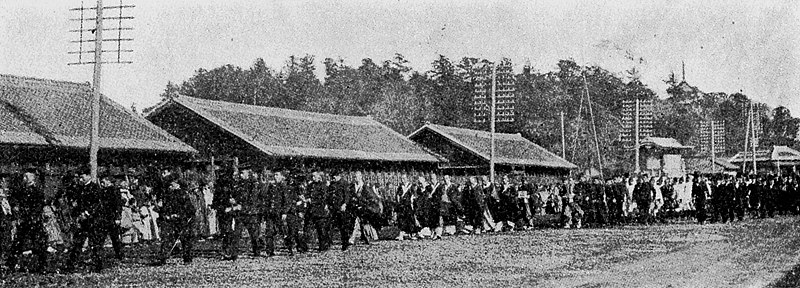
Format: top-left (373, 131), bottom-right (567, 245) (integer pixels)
top-left (560, 111), bottom-right (566, 159)
top-left (89, 0), bottom-right (103, 181)
top-left (742, 102), bottom-right (750, 174)
top-left (69, 0), bottom-right (134, 181)
top-left (710, 120), bottom-right (716, 174)
top-left (490, 63), bottom-right (497, 187)
top-left (634, 98), bottom-right (640, 174)
top-left (751, 102), bottom-right (757, 174)
top-left (583, 73), bottom-right (603, 179)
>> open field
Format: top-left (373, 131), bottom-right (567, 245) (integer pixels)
top-left (4, 216), bottom-right (800, 287)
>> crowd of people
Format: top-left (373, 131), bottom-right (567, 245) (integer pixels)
top-left (1, 163), bottom-right (799, 274)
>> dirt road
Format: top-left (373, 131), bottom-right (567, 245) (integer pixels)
top-left (4, 216), bottom-right (800, 287)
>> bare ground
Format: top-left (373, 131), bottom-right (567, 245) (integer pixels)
top-left (3, 216), bottom-right (800, 287)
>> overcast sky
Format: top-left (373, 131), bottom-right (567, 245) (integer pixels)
top-left (1, 0), bottom-right (798, 115)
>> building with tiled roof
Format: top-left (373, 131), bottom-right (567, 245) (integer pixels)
top-left (407, 123), bottom-right (576, 180)
top-left (0, 74), bottom-right (196, 193)
top-left (0, 74), bottom-right (196, 154)
top-left (729, 145), bottom-right (800, 174)
top-left (146, 96), bottom-right (439, 183)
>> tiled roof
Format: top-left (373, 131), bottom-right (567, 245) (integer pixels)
top-left (408, 123), bottom-right (577, 169)
top-left (151, 96), bottom-right (439, 163)
top-left (641, 137), bottom-right (693, 149)
top-left (685, 157), bottom-right (738, 174)
top-left (0, 74), bottom-right (196, 153)
top-left (729, 145), bottom-right (800, 163)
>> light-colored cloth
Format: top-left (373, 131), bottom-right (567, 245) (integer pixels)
top-left (0, 188), bottom-right (11, 216)
top-left (148, 204), bottom-right (161, 240)
top-left (203, 186), bottom-right (217, 236)
top-left (138, 206), bottom-right (154, 240)
top-left (43, 205), bottom-right (64, 245)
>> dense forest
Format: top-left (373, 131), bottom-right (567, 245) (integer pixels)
top-left (147, 54), bottom-right (799, 174)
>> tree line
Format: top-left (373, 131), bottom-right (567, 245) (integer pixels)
top-left (149, 54), bottom-right (800, 174)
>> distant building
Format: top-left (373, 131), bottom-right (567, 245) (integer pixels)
top-left (638, 137), bottom-right (693, 177)
top-left (729, 145), bottom-right (800, 175)
top-left (473, 60), bottom-right (515, 123)
top-left (408, 123), bottom-right (576, 183)
top-left (684, 157), bottom-right (738, 175)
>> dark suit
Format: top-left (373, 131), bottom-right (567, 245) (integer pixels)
top-left (305, 180), bottom-right (331, 250)
top-left (262, 181), bottom-right (281, 255)
top-left (7, 182), bottom-right (48, 272)
top-left (154, 186), bottom-right (196, 264)
top-left (396, 184), bottom-right (420, 235)
top-left (280, 182), bottom-right (307, 253)
top-left (692, 181), bottom-right (708, 224)
top-left (228, 178), bottom-right (263, 257)
top-left (67, 182), bottom-right (123, 271)
top-left (328, 179), bottom-right (353, 249)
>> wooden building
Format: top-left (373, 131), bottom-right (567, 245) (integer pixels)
top-left (407, 123), bottom-right (577, 183)
top-left (638, 137), bottom-right (693, 177)
top-left (684, 157), bottom-right (738, 176)
top-left (0, 74), bottom-right (197, 195)
top-left (729, 145), bottom-right (800, 175)
top-left (145, 96), bottom-right (440, 187)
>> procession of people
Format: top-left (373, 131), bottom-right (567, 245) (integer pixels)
top-left (1, 163), bottom-right (799, 275)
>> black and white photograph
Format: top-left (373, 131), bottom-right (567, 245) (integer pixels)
top-left (1, 0), bottom-right (799, 287)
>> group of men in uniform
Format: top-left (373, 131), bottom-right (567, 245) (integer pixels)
top-left (559, 172), bottom-right (800, 228)
top-left (4, 161), bottom-right (800, 275)
top-left (212, 165), bottom-right (385, 259)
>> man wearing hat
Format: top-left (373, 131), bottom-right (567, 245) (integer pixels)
top-left (150, 174), bottom-right (197, 266)
top-left (6, 168), bottom-right (49, 273)
top-left (280, 170), bottom-right (309, 255)
top-left (226, 164), bottom-right (264, 259)
top-left (691, 172), bottom-right (709, 224)
top-left (305, 169), bottom-right (332, 251)
top-left (65, 168), bottom-right (124, 272)
top-left (327, 169), bottom-right (354, 251)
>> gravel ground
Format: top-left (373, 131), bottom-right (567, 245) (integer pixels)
top-left (3, 216), bottom-right (800, 287)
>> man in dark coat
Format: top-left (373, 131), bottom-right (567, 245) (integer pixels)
top-left (561, 177), bottom-right (584, 229)
top-left (225, 166), bottom-right (263, 259)
top-left (733, 176), bottom-right (748, 221)
top-left (212, 167), bottom-right (238, 259)
top-left (762, 177), bottom-right (777, 218)
top-left (692, 173), bottom-right (709, 224)
top-left (443, 175), bottom-right (464, 235)
top-left (0, 174), bottom-right (13, 269)
top-left (66, 170), bottom-right (124, 272)
top-left (261, 170), bottom-right (281, 257)
top-left (279, 171), bottom-right (308, 255)
top-left (6, 169), bottom-right (48, 273)
top-left (414, 176), bottom-right (432, 238)
top-left (427, 173), bottom-right (446, 239)
top-left (497, 175), bottom-right (518, 231)
top-left (305, 170), bottom-right (331, 251)
top-left (396, 174), bottom-right (420, 239)
top-left (463, 176), bottom-right (487, 234)
top-left (328, 170), bottom-right (353, 250)
top-left (609, 176), bottom-right (628, 224)
top-left (633, 175), bottom-right (656, 225)
top-left (149, 175), bottom-right (196, 266)
top-left (718, 177), bottom-right (735, 223)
